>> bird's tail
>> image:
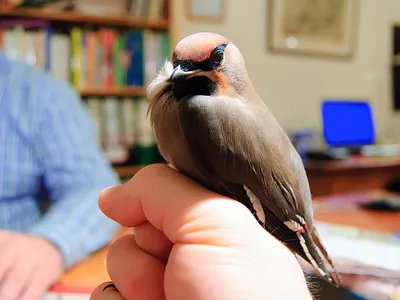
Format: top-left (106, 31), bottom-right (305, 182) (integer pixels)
top-left (310, 227), bottom-right (342, 286)
top-left (298, 226), bottom-right (342, 287)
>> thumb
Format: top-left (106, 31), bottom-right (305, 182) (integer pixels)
top-left (90, 282), bottom-right (126, 300)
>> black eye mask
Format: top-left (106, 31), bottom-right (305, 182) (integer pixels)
top-left (173, 43), bottom-right (228, 72)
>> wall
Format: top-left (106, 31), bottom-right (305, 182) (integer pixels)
top-left (170, 0), bottom-right (400, 142)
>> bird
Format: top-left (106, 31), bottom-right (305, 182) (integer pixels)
top-left (146, 32), bottom-right (341, 287)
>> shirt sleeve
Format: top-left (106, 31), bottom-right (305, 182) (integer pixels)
top-left (27, 78), bottom-right (122, 270)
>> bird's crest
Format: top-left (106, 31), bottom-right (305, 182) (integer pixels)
top-left (172, 32), bottom-right (230, 63)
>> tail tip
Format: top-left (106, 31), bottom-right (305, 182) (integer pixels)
top-left (326, 269), bottom-right (342, 288)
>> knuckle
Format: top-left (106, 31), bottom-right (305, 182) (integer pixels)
top-left (128, 163), bottom-right (171, 191)
top-left (134, 163), bottom-right (168, 181)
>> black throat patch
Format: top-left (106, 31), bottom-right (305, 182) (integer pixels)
top-left (173, 76), bottom-right (217, 100)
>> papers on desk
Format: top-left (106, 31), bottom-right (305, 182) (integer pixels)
top-left (42, 293), bottom-right (89, 300)
top-left (41, 284), bottom-right (93, 300)
top-left (315, 221), bottom-right (400, 278)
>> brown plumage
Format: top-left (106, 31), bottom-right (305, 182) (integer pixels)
top-left (147, 32), bottom-right (341, 287)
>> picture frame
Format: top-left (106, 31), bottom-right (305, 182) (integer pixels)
top-left (185, 0), bottom-right (225, 22)
top-left (267, 0), bottom-right (360, 60)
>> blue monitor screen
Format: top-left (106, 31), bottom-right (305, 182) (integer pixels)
top-left (321, 100), bottom-right (375, 147)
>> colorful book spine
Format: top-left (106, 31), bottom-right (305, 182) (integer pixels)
top-left (125, 29), bottom-right (145, 87)
top-left (70, 27), bottom-right (82, 88)
top-left (0, 24), bottom-right (171, 91)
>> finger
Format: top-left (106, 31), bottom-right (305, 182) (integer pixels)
top-left (90, 282), bottom-right (126, 300)
top-left (107, 234), bottom-right (165, 300)
top-left (0, 258), bottom-right (32, 300)
top-left (0, 231), bottom-right (12, 251)
top-left (17, 266), bottom-right (53, 300)
top-left (134, 221), bottom-right (173, 263)
top-left (0, 240), bottom-right (19, 293)
top-left (99, 164), bottom-right (259, 244)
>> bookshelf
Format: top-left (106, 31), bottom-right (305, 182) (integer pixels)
top-left (79, 87), bottom-right (146, 97)
top-left (0, 2), bottom-right (170, 178)
top-left (0, 8), bottom-right (169, 30)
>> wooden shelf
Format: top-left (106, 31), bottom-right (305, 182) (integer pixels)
top-left (79, 87), bottom-right (146, 97)
top-left (114, 165), bottom-right (145, 177)
top-left (0, 8), bottom-right (169, 30)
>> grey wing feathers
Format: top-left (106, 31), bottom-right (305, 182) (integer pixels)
top-left (179, 95), bottom-right (306, 221)
top-left (178, 95), bottom-right (341, 286)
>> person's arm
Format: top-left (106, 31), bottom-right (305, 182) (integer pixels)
top-left (27, 78), bottom-right (121, 269)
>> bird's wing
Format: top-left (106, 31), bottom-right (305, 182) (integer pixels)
top-left (178, 95), bottom-right (340, 286)
top-left (178, 94), bottom-right (308, 224)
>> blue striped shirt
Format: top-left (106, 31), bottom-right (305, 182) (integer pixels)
top-left (0, 52), bottom-right (121, 269)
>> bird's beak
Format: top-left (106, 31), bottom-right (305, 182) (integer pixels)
top-left (170, 65), bottom-right (201, 83)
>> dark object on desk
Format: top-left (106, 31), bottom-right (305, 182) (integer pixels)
top-left (308, 276), bottom-right (364, 300)
top-left (360, 197), bottom-right (400, 211)
top-left (16, 0), bottom-right (65, 7)
top-left (304, 147), bottom-right (350, 161)
top-left (386, 178), bottom-right (400, 193)
top-left (305, 151), bottom-right (344, 161)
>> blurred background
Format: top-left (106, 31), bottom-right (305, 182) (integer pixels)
top-left (1, 0), bottom-right (400, 299)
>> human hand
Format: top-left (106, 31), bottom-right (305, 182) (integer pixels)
top-left (0, 231), bottom-right (63, 300)
top-left (90, 164), bottom-right (312, 300)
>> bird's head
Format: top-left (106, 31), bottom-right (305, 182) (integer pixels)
top-left (169, 32), bottom-right (249, 100)
top-left (146, 32), bottom-right (252, 126)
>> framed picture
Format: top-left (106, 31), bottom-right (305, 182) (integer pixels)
top-left (267, 0), bottom-right (360, 60)
top-left (185, 0), bottom-right (225, 22)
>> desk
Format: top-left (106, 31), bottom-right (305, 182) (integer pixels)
top-left (313, 190), bottom-right (400, 233)
top-left (59, 227), bottom-right (132, 287)
top-left (57, 189), bottom-right (400, 298)
top-left (312, 190), bottom-right (400, 299)
top-left (304, 156), bottom-right (400, 196)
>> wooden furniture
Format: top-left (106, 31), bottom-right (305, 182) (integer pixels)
top-left (313, 189), bottom-right (400, 232)
top-left (57, 189), bottom-right (400, 295)
top-left (60, 227), bottom-right (131, 287)
top-left (304, 156), bottom-right (400, 196)
top-left (313, 189), bottom-right (400, 300)
top-left (0, 7), bottom-right (169, 29)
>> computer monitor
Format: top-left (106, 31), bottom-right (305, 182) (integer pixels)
top-left (321, 99), bottom-right (376, 147)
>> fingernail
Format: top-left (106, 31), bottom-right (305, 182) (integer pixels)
top-left (103, 283), bottom-right (118, 292)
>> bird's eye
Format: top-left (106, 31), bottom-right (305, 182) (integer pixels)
top-left (208, 44), bottom-right (227, 69)
top-left (209, 52), bottom-right (224, 69)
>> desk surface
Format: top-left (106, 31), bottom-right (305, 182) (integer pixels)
top-left (304, 155), bottom-right (400, 172)
top-left (313, 189), bottom-right (400, 232)
top-left (59, 189), bottom-right (400, 288)
top-left (59, 227), bottom-right (131, 287)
